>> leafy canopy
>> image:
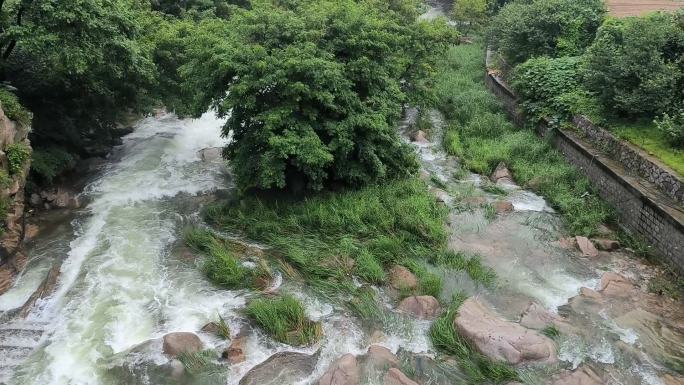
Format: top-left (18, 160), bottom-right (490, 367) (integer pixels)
top-left (489, 0), bottom-right (605, 65)
top-left (181, 0), bottom-right (456, 192)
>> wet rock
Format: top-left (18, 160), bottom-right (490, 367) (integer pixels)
top-left (592, 238), bottom-right (619, 251)
top-left (557, 237), bottom-right (576, 250)
top-left (493, 200), bottom-right (514, 214)
top-left (397, 296), bottom-right (441, 320)
top-left (23, 224), bottom-right (39, 241)
top-left (490, 162), bottom-right (513, 184)
top-left (519, 302), bottom-right (566, 330)
top-left (551, 365), bottom-right (603, 385)
top-left (40, 190), bottom-right (57, 202)
top-left (411, 130), bottom-right (428, 143)
top-left (431, 188), bottom-right (450, 204)
top-left (318, 353), bottom-right (359, 385)
top-left (169, 359), bottom-right (185, 379)
top-left (52, 188), bottom-right (80, 209)
top-left (462, 196), bottom-right (487, 206)
top-left (383, 368), bottom-right (418, 385)
top-left (575, 236), bottom-right (598, 257)
top-left (162, 332), bottom-right (203, 358)
top-left (579, 287), bottom-right (603, 301)
top-left (29, 193), bottom-right (42, 206)
top-left (365, 345), bottom-right (398, 369)
top-left (240, 351), bottom-right (319, 385)
top-left (661, 374), bottom-right (684, 385)
top-left (599, 272), bottom-right (634, 297)
top-left (200, 322), bottom-right (220, 334)
top-left (389, 265), bottom-right (418, 290)
top-left (223, 335), bottom-right (246, 364)
top-left (454, 298), bottom-right (556, 365)
top-left (198, 147), bottom-right (222, 162)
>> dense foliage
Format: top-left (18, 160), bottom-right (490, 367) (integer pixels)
top-left (451, 0), bottom-right (491, 36)
top-left (582, 12), bottom-right (684, 117)
top-left (656, 109), bottom-right (684, 149)
top-left (180, 0), bottom-right (456, 192)
top-left (489, 0), bottom-right (605, 65)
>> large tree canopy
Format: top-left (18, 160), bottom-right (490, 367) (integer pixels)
top-left (180, 0), bottom-right (456, 192)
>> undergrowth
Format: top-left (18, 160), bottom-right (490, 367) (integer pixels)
top-left (434, 43), bottom-right (612, 236)
top-left (246, 294), bottom-right (323, 346)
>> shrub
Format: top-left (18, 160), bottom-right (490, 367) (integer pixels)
top-left (6, 143), bottom-right (31, 175)
top-left (30, 147), bottom-right (76, 183)
top-left (246, 295), bottom-right (323, 346)
top-left (489, 0), bottom-right (605, 65)
top-left (0, 89), bottom-right (31, 127)
top-left (655, 109), bottom-right (684, 149)
top-left (582, 12), bottom-right (684, 117)
top-left (512, 56), bottom-right (582, 121)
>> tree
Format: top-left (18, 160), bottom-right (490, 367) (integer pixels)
top-left (0, 0), bottom-right (159, 158)
top-left (489, 0), bottom-right (606, 65)
top-left (451, 0), bottom-right (491, 36)
top-left (581, 12), bottom-right (684, 117)
top-left (180, 0), bottom-right (456, 192)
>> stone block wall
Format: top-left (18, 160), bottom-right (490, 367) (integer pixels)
top-left (484, 57), bottom-right (684, 274)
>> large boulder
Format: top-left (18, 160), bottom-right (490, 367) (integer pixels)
top-left (598, 272), bottom-right (634, 297)
top-left (365, 345), bottom-right (399, 370)
top-left (162, 332), bottom-right (203, 358)
top-left (389, 266), bottom-right (418, 290)
top-left (411, 130), bottom-right (428, 143)
top-left (454, 298), bottom-right (557, 365)
top-left (551, 365), bottom-right (603, 385)
top-left (318, 353), bottom-right (359, 385)
top-left (383, 368), bottom-right (418, 385)
top-left (240, 351), bottom-right (319, 385)
top-left (575, 236), bottom-right (598, 258)
top-left (397, 296), bottom-right (441, 320)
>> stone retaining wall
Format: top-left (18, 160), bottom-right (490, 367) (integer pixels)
top-left (484, 56), bottom-right (684, 273)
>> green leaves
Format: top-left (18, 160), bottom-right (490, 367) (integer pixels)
top-left (181, 0), bottom-right (454, 192)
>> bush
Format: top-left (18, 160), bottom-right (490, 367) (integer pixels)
top-left (183, 0), bottom-right (457, 192)
top-left (30, 147), bottom-right (76, 183)
top-left (246, 295), bottom-right (323, 346)
top-left (6, 142), bottom-right (31, 175)
top-left (489, 0), bottom-right (605, 65)
top-left (581, 13), bottom-right (684, 117)
top-left (512, 56), bottom-right (582, 121)
top-left (655, 109), bottom-right (684, 149)
top-left (0, 89), bottom-right (31, 127)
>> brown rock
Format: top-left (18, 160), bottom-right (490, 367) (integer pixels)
top-left (454, 298), bottom-right (557, 365)
top-left (579, 287), bottom-right (603, 301)
top-left (383, 368), bottom-right (418, 385)
top-left (493, 201), bottom-right (514, 214)
top-left (490, 162), bottom-right (513, 184)
top-left (591, 239), bottom-right (619, 251)
top-left (318, 354), bottom-right (359, 385)
top-left (462, 196), bottom-right (487, 206)
top-left (557, 237), bottom-right (576, 250)
top-left (223, 336), bottom-right (247, 364)
top-left (661, 374), bottom-right (684, 385)
top-left (200, 322), bottom-right (220, 334)
top-left (551, 365), bottom-right (604, 385)
top-left (162, 332), bottom-right (203, 358)
top-left (240, 351), bottom-right (319, 385)
top-left (397, 296), bottom-right (441, 320)
top-left (411, 130), bottom-right (428, 143)
top-left (23, 224), bottom-right (39, 241)
top-left (575, 236), bottom-right (598, 257)
top-left (365, 345), bottom-right (398, 369)
top-left (519, 302), bottom-right (565, 330)
top-left (389, 265), bottom-right (418, 290)
top-left (599, 272), bottom-right (634, 297)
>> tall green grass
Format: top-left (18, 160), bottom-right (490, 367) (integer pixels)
top-left (246, 295), bottom-right (323, 346)
top-left (434, 43), bottom-right (613, 236)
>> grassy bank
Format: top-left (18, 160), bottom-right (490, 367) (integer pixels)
top-left (434, 43), bottom-right (613, 236)
top-left (612, 120), bottom-right (684, 175)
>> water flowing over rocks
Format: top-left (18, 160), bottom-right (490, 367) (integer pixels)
top-left (365, 345), bottom-right (399, 369)
top-left (454, 298), bottom-right (557, 365)
top-left (223, 335), bottom-right (247, 364)
top-left (318, 353), bottom-right (360, 385)
top-left (396, 295), bottom-right (441, 319)
top-left (240, 351), bottom-right (320, 385)
top-left (383, 368), bottom-right (419, 385)
top-left (550, 365), bottom-right (604, 385)
top-left (198, 147), bottom-right (223, 162)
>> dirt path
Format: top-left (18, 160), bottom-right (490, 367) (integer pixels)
top-left (606, 0), bottom-right (683, 17)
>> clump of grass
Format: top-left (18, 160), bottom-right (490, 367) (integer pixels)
top-left (246, 294), bottom-right (323, 346)
top-left (177, 350), bottom-right (222, 376)
top-left (431, 174), bottom-right (448, 189)
top-left (429, 297), bottom-right (520, 384)
top-left (541, 324), bottom-right (560, 339)
top-left (483, 203), bottom-right (496, 221)
top-left (184, 228), bottom-right (217, 252)
top-left (431, 250), bottom-right (497, 288)
top-left (217, 315), bottom-right (230, 339)
top-left (434, 43), bottom-right (613, 236)
top-left (480, 182), bottom-right (507, 196)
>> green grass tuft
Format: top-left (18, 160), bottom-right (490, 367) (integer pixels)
top-left (217, 314), bottom-right (231, 340)
top-left (541, 324), bottom-right (560, 339)
top-left (246, 294), bottom-right (323, 346)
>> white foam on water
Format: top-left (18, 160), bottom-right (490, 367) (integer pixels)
top-left (0, 259), bottom-right (52, 311)
top-left (12, 112), bottom-right (232, 385)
